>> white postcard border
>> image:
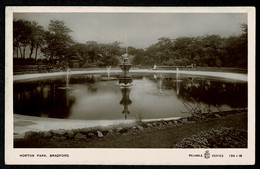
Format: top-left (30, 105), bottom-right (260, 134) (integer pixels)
top-left (5, 6), bottom-right (255, 165)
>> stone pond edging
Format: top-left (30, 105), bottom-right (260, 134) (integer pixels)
top-left (18, 108), bottom-right (247, 141)
top-left (13, 69), bottom-right (248, 82)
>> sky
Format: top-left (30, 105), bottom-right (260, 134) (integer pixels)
top-left (13, 13), bottom-right (247, 49)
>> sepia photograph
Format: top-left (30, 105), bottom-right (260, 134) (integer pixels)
top-left (5, 7), bottom-right (255, 165)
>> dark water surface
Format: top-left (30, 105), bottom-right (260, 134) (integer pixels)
top-left (13, 73), bottom-right (247, 120)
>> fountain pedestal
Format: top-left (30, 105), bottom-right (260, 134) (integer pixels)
top-left (117, 54), bottom-right (133, 119)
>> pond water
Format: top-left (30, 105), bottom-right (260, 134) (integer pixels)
top-left (13, 73), bottom-right (247, 121)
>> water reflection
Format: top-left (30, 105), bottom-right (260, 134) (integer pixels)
top-left (14, 81), bottom-right (75, 118)
top-left (13, 74), bottom-right (247, 120)
top-left (178, 78), bottom-right (247, 109)
top-left (120, 87), bottom-right (132, 119)
top-left (150, 74), bottom-right (247, 113)
top-left (153, 74), bottom-right (179, 95)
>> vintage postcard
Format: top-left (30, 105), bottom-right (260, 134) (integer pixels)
top-left (5, 7), bottom-right (255, 165)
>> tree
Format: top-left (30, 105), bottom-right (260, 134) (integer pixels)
top-left (128, 46), bottom-right (145, 66)
top-left (238, 23), bottom-right (248, 68)
top-left (171, 37), bottom-right (200, 66)
top-left (85, 41), bottom-right (100, 62)
top-left (155, 37), bottom-right (174, 62)
top-left (99, 41), bottom-right (123, 66)
top-left (13, 19), bottom-right (32, 58)
top-left (33, 25), bottom-right (45, 61)
top-left (200, 35), bottom-right (225, 66)
top-left (13, 20), bottom-right (22, 58)
top-left (26, 21), bottom-right (46, 60)
top-left (69, 43), bottom-right (88, 63)
top-left (224, 24), bottom-right (247, 68)
top-left (41, 20), bottom-right (74, 62)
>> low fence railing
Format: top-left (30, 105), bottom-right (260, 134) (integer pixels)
top-left (153, 65), bottom-right (194, 70)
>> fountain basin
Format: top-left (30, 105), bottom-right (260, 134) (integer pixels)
top-left (13, 70), bottom-right (248, 82)
top-left (13, 72), bottom-right (247, 121)
top-left (119, 64), bottom-right (132, 72)
top-left (12, 70), bottom-right (248, 138)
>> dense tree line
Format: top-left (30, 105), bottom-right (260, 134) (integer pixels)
top-left (13, 19), bottom-right (247, 68)
top-left (136, 24), bottom-right (247, 68)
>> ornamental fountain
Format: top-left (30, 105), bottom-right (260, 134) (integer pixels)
top-left (117, 52), bottom-right (134, 119)
top-left (118, 53), bottom-right (133, 87)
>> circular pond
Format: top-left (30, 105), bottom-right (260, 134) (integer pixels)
top-left (13, 73), bottom-right (247, 121)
